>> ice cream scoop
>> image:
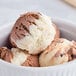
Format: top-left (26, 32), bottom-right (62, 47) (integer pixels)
top-left (10, 12), bottom-right (60, 54)
top-left (0, 47), bottom-right (39, 67)
top-left (39, 38), bottom-right (73, 67)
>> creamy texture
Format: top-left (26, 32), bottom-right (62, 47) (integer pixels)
top-left (11, 48), bottom-right (29, 65)
top-left (39, 38), bottom-right (73, 67)
top-left (16, 14), bottom-right (56, 54)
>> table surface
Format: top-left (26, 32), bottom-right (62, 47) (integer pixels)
top-left (0, 0), bottom-right (76, 26)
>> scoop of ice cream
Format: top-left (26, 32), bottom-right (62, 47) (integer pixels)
top-left (10, 12), bottom-right (60, 54)
top-left (11, 48), bottom-right (39, 67)
top-left (39, 38), bottom-right (73, 67)
top-left (0, 47), bottom-right (39, 67)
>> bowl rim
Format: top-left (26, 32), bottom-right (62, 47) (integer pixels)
top-left (0, 18), bottom-right (76, 71)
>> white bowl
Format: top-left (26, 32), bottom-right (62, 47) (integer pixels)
top-left (0, 18), bottom-right (76, 76)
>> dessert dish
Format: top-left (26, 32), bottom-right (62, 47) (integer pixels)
top-left (10, 12), bottom-right (60, 54)
top-left (39, 38), bottom-right (76, 67)
top-left (0, 11), bottom-right (76, 68)
top-left (0, 16), bottom-right (76, 76)
top-left (0, 47), bottom-right (39, 67)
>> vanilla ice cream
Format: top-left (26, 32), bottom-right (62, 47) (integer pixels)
top-left (11, 48), bottom-right (29, 66)
top-left (10, 12), bottom-right (60, 54)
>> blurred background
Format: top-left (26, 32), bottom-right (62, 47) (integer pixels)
top-left (0, 0), bottom-right (76, 26)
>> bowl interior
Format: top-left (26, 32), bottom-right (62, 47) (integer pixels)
top-left (53, 18), bottom-right (76, 41)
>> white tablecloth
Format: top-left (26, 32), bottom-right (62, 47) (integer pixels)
top-left (0, 0), bottom-right (76, 26)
